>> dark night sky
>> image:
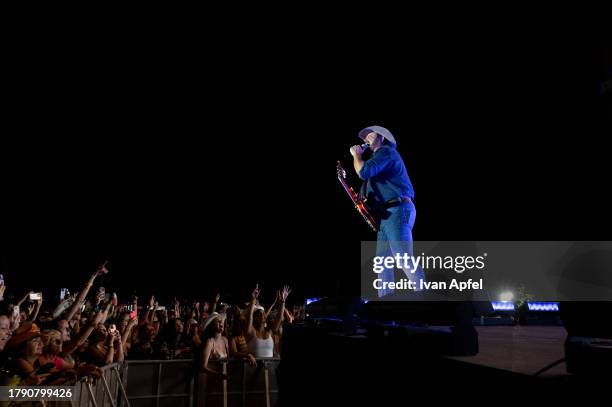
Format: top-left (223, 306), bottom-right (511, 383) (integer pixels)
top-left (1, 28), bottom-right (609, 305)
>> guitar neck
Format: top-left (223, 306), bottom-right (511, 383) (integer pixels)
top-left (337, 175), bottom-right (359, 204)
top-left (336, 161), bottom-right (379, 232)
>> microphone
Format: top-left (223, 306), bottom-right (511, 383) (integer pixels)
top-left (344, 143), bottom-right (369, 158)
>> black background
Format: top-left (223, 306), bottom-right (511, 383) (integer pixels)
top-left (1, 26), bottom-right (610, 306)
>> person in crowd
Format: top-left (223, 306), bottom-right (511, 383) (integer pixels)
top-left (0, 315), bottom-right (11, 352)
top-left (5, 322), bottom-right (73, 385)
top-left (39, 329), bottom-right (73, 370)
top-left (0, 258), bottom-right (299, 394)
top-left (198, 312), bottom-right (229, 380)
top-left (246, 285), bottom-right (290, 358)
top-left (84, 319), bottom-right (124, 366)
top-left (229, 312), bottom-right (256, 366)
top-left (129, 323), bottom-right (158, 359)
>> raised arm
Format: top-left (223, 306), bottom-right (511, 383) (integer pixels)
top-left (264, 292), bottom-right (278, 321)
top-left (28, 295), bottom-right (43, 322)
top-left (283, 308), bottom-right (294, 324)
top-left (121, 317), bottom-right (138, 354)
top-left (143, 296), bottom-right (155, 324)
top-left (245, 284), bottom-right (260, 339)
top-left (16, 291), bottom-right (33, 307)
top-left (173, 298), bottom-right (180, 320)
top-left (350, 144), bottom-right (366, 177)
top-left (99, 301), bottom-right (113, 325)
top-left (272, 286), bottom-right (290, 334)
top-left (65, 263), bottom-right (107, 322)
top-left (61, 307), bottom-right (107, 356)
top-left (211, 293), bottom-right (220, 313)
top-left (52, 296), bottom-right (75, 320)
top-left (104, 334), bottom-right (115, 365)
top-left (112, 330), bottom-right (125, 363)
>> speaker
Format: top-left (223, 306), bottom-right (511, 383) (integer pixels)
top-left (561, 301), bottom-right (612, 375)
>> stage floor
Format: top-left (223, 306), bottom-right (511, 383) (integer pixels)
top-left (447, 325), bottom-right (567, 377)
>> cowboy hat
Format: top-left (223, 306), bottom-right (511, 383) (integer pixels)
top-left (202, 312), bottom-right (226, 332)
top-left (6, 321), bottom-right (41, 349)
top-left (358, 125), bottom-right (397, 146)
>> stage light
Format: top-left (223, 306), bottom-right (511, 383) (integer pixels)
top-left (527, 302), bottom-right (559, 312)
top-left (491, 301), bottom-right (515, 311)
top-left (306, 297), bottom-right (322, 305)
top-left (499, 291), bottom-right (514, 301)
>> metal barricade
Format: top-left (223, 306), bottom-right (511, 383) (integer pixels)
top-left (72, 363), bottom-right (122, 407)
top-left (120, 359), bottom-right (195, 407)
top-left (67, 357), bottom-right (280, 407)
top-left (197, 358), bottom-right (280, 407)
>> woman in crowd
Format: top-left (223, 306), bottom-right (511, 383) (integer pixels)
top-left (85, 322), bottom-right (124, 365)
top-left (198, 312), bottom-right (229, 380)
top-left (246, 285), bottom-right (290, 358)
top-left (6, 322), bottom-right (73, 385)
top-left (129, 323), bottom-right (158, 359)
top-left (0, 261), bottom-right (297, 387)
top-left (39, 329), bottom-right (73, 370)
top-left (229, 312), bottom-right (256, 366)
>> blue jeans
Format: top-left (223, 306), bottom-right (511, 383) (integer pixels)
top-left (375, 200), bottom-right (424, 297)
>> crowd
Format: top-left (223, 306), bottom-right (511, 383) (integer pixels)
top-left (0, 264), bottom-right (303, 387)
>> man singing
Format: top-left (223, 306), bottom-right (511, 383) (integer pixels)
top-left (350, 125), bottom-right (424, 297)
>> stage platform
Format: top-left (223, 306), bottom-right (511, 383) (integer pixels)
top-left (281, 321), bottom-right (611, 404)
top-left (447, 325), bottom-right (567, 377)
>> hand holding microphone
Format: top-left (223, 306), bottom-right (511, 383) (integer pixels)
top-left (346, 143), bottom-right (369, 158)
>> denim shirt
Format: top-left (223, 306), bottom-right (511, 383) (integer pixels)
top-left (358, 145), bottom-right (414, 206)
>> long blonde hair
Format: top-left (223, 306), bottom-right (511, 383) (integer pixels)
top-left (41, 329), bottom-right (62, 353)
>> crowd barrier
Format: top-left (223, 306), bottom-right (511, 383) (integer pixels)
top-left (196, 358), bottom-right (280, 407)
top-left (120, 359), bottom-right (194, 407)
top-left (72, 363), bottom-right (128, 407)
top-left (53, 358), bottom-right (280, 407)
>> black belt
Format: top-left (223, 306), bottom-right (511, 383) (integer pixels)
top-left (383, 196), bottom-right (412, 208)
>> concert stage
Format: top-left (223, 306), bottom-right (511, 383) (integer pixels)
top-left (281, 322), bottom-right (609, 405)
top-left (447, 325), bottom-right (567, 377)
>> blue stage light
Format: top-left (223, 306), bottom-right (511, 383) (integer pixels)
top-left (491, 301), bottom-right (515, 311)
top-left (527, 302), bottom-right (559, 312)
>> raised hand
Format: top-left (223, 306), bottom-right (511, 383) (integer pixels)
top-left (113, 330), bottom-right (122, 347)
top-left (280, 285), bottom-right (291, 302)
top-left (128, 317), bottom-right (138, 328)
top-left (252, 284), bottom-right (261, 300)
top-left (96, 261), bottom-right (110, 276)
top-left (92, 310), bottom-right (105, 326)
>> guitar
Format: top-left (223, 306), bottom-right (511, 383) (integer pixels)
top-left (336, 161), bottom-right (379, 232)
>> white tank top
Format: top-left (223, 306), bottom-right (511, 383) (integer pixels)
top-left (248, 334), bottom-right (274, 358)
